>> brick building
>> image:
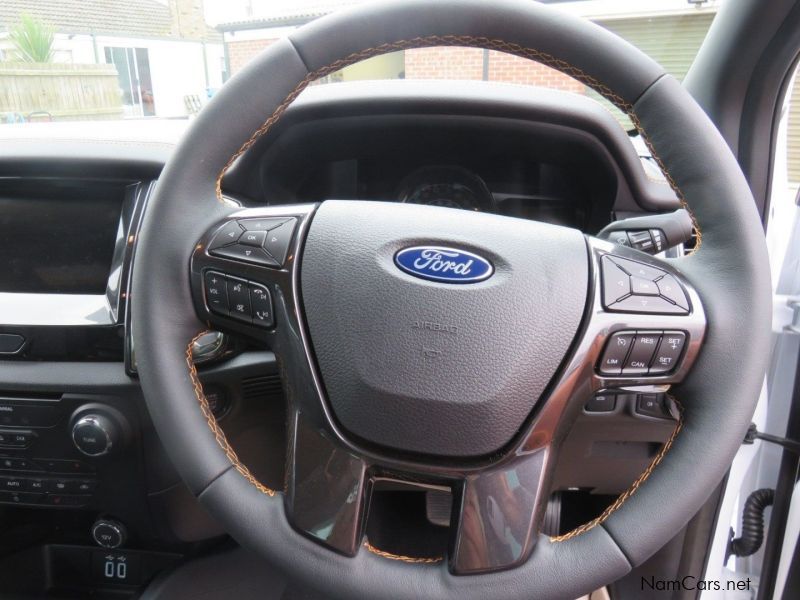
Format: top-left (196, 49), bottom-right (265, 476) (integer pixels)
top-left (215, 0), bottom-right (800, 182)
top-left (217, 0), bottom-right (717, 122)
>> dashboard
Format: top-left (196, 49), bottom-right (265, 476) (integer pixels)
top-left (0, 80), bottom-right (682, 595)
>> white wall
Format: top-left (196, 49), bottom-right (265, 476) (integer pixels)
top-left (1, 32), bottom-right (224, 118)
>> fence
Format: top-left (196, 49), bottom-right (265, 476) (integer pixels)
top-left (0, 62), bottom-right (123, 121)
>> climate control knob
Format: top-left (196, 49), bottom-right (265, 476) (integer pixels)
top-left (71, 413), bottom-right (119, 457)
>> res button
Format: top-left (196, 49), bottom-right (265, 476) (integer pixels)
top-left (622, 332), bottom-right (661, 375)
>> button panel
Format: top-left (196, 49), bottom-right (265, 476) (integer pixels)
top-left (0, 465), bottom-right (96, 508)
top-left (597, 330), bottom-right (688, 377)
top-left (585, 392), bottom-right (675, 420)
top-left (0, 428), bottom-right (36, 448)
top-left (600, 255), bottom-right (690, 315)
top-left (208, 218), bottom-right (296, 268)
top-left (203, 271), bottom-right (274, 328)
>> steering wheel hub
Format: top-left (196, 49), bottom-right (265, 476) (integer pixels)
top-left (301, 201), bottom-right (588, 457)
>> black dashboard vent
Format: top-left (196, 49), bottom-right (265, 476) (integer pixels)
top-left (241, 374), bottom-right (283, 401)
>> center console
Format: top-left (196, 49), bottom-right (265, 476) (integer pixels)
top-left (0, 178), bottom-right (152, 362)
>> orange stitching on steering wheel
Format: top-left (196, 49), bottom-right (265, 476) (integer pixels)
top-left (213, 34), bottom-right (701, 252)
top-left (194, 33), bottom-right (698, 558)
top-left (186, 331), bottom-right (277, 497)
top-left (364, 541), bottom-right (443, 564)
top-left (549, 398), bottom-right (683, 542)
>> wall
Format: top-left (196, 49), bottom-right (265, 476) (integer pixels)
top-left (404, 46), bottom-right (585, 93)
top-left (0, 62), bottom-right (122, 120)
top-left (59, 33), bottom-right (221, 118)
top-left (227, 38), bottom-right (278, 75)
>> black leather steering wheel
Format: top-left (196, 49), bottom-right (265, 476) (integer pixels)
top-left (131, 1), bottom-right (772, 598)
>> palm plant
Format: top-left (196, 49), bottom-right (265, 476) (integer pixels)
top-left (9, 14), bottom-right (55, 63)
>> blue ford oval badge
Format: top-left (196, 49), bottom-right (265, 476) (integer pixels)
top-left (394, 246), bottom-right (493, 283)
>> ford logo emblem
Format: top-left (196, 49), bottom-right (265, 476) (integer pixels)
top-left (394, 246), bottom-right (494, 283)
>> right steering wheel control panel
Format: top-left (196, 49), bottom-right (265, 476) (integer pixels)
top-left (598, 330), bottom-right (687, 376)
top-left (601, 254), bottom-right (690, 314)
top-left (596, 251), bottom-right (698, 379)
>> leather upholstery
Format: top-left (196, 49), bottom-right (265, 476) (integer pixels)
top-left (131, 0), bottom-right (772, 597)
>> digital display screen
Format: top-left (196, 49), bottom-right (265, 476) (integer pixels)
top-left (0, 180), bottom-right (125, 294)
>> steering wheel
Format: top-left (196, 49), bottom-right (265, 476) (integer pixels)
top-left (131, 1), bottom-right (771, 597)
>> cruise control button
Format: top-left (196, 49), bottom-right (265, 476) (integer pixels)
top-left (238, 217), bottom-right (290, 232)
top-left (598, 332), bottom-right (634, 375)
top-left (622, 332), bottom-right (661, 375)
top-left (630, 277), bottom-right (659, 296)
top-left (211, 244), bottom-right (279, 267)
top-left (263, 218), bottom-right (297, 266)
top-left (249, 283), bottom-right (274, 327)
top-left (204, 271), bottom-right (228, 315)
top-left (209, 221), bottom-right (245, 250)
top-left (656, 275), bottom-right (690, 310)
top-left (649, 331), bottom-right (687, 374)
top-left (601, 256), bottom-right (631, 306)
top-left (608, 256), bottom-right (665, 281)
top-left (239, 230), bottom-right (267, 247)
top-left (609, 295), bottom-right (688, 315)
top-left (227, 279), bottom-right (252, 321)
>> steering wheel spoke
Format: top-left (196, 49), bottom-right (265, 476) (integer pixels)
top-left (286, 409), bottom-right (370, 556)
top-left (450, 446), bottom-right (550, 574)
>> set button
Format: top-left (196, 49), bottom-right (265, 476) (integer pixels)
top-left (203, 271), bottom-right (274, 328)
top-left (598, 330), bottom-right (687, 376)
top-left (601, 255), bottom-right (690, 315)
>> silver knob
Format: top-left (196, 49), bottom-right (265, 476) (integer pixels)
top-left (71, 414), bottom-right (117, 457)
top-left (92, 518), bottom-right (127, 549)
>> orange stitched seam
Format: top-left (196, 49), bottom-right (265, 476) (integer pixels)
top-left (363, 541), bottom-right (442, 564)
top-left (213, 34), bottom-right (701, 251)
top-left (549, 398), bottom-right (683, 542)
top-left (186, 331), bottom-right (277, 496)
top-left (207, 34), bottom-right (699, 545)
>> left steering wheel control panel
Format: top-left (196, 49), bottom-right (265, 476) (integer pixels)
top-left (191, 208), bottom-right (310, 338)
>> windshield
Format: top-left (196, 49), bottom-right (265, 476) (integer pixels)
top-left (0, 0), bottom-right (719, 128)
